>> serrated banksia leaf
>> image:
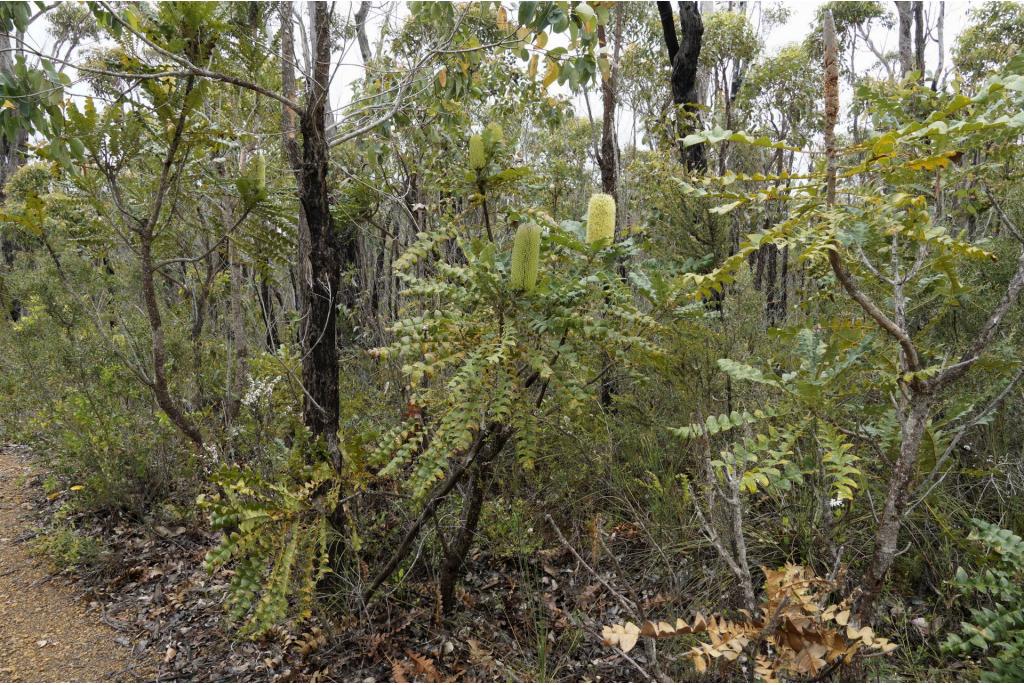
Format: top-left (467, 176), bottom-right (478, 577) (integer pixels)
top-left (469, 134), bottom-right (486, 170)
top-left (586, 193), bottom-right (615, 245)
top-left (510, 222), bottom-right (541, 292)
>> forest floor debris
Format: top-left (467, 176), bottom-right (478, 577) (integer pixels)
top-left (0, 447), bottom-right (676, 682)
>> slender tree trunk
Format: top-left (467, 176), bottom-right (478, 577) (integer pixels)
top-left (354, 1), bottom-right (373, 66)
top-left (282, 0), bottom-right (343, 459)
top-left (140, 233), bottom-right (204, 447)
top-left (913, 1), bottom-right (925, 78)
top-left (931, 3), bottom-right (945, 91)
top-left (896, 2), bottom-right (914, 78)
top-left (596, 23), bottom-right (618, 203)
top-left (294, 2), bottom-right (362, 576)
top-left (764, 244), bottom-right (778, 326)
top-left (279, 1), bottom-right (311, 328)
top-left (855, 395), bottom-right (931, 620)
top-left (297, 2), bottom-right (341, 461)
top-left (596, 9), bottom-right (622, 408)
top-left (439, 460), bottom-right (489, 615)
top-left (226, 238), bottom-right (248, 424)
top-left (778, 244), bottom-right (788, 322)
top-left (259, 275), bottom-right (281, 350)
top-left (136, 75), bottom-right (204, 448)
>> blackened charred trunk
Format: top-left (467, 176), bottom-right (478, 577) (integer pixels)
top-left (764, 243), bottom-right (778, 325)
top-left (658, 1), bottom-right (705, 172)
top-left (596, 24), bottom-right (617, 201)
top-left (290, 0), bottom-right (343, 460)
top-left (657, 2), bottom-right (679, 61)
top-left (298, 104), bottom-right (341, 459)
top-left (777, 245), bottom-right (789, 322)
top-left (596, 12), bottom-right (621, 409)
top-left (296, 2), bottom-right (357, 575)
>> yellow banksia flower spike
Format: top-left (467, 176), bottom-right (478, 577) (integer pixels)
top-left (510, 222), bottom-right (541, 292)
top-left (586, 193), bottom-right (615, 245)
top-left (469, 134), bottom-right (486, 170)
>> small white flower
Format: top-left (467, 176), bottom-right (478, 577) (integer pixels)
top-left (829, 497), bottom-right (844, 508)
top-left (242, 375), bottom-right (280, 408)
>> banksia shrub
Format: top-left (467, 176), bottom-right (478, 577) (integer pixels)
top-left (586, 193), bottom-right (615, 245)
top-left (510, 222), bottom-right (541, 292)
top-left (469, 134), bottom-right (486, 170)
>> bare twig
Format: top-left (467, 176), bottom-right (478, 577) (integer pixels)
top-left (544, 514), bottom-right (636, 613)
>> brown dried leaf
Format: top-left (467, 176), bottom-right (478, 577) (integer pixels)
top-left (405, 649), bottom-right (441, 683)
top-left (794, 644), bottom-right (827, 675)
top-left (466, 639), bottom-right (496, 672)
top-left (601, 622), bottom-right (641, 653)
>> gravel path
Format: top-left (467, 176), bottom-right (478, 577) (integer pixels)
top-left (0, 450), bottom-right (153, 682)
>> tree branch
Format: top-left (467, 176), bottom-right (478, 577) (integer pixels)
top-left (97, 1), bottom-right (304, 115)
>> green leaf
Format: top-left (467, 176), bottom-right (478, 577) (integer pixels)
top-left (518, 1), bottom-right (537, 25)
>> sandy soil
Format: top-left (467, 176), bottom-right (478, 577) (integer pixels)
top-left (0, 450), bottom-right (154, 682)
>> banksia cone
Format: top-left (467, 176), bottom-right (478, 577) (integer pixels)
top-left (484, 122), bottom-right (503, 143)
top-left (252, 152), bottom-right (266, 194)
top-left (469, 134), bottom-right (486, 170)
top-left (237, 152), bottom-right (267, 207)
top-left (510, 222), bottom-right (541, 292)
top-left (586, 193), bottom-right (615, 245)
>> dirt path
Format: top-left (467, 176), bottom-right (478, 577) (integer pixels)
top-left (0, 449), bottom-right (154, 682)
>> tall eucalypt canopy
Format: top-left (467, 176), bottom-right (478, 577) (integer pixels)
top-left (586, 193), bottom-right (615, 245)
top-left (510, 222), bottom-right (541, 292)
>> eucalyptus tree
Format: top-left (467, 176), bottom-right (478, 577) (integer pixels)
top-left (953, 1), bottom-right (1024, 87)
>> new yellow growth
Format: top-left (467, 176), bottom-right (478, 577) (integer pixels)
top-left (586, 193), bottom-right (615, 245)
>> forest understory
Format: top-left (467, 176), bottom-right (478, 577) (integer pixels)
top-left (1, 0), bottom-right (1024, 683)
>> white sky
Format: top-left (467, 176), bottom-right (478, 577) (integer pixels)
top-left (285, 1), bottom-right (980, 133)
top-left (764, 1), bottom-right (971, 70)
